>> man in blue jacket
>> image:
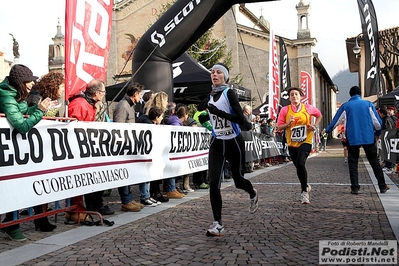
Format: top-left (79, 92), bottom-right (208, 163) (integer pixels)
top-left (323, 86), bottom-right (389, 194)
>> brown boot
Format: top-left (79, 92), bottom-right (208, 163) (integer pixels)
top-left (121, 201), bottom-right (141, 212)
top-left (131, 200), bottom-right (144, 209)
top-left (167, 190), bottom-right (185, 199)
top-left (65, 212), bottom-right (89, 222)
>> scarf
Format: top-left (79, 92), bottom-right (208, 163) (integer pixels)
top-left (83, 91), bottom-right (98, 107)
top-left (211, 84), bottom-right (229, 96)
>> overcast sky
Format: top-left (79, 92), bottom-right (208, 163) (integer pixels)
top-left (0, 0), bottom-right (397, 79)
top-left (0, 0), bottom-right (65, 78)
top-left (240, 0), bottom-right (399, 77)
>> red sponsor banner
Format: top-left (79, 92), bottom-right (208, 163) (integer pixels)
top-left (300, 71), bottom-right (312, 105)
top-left (65, 0), bottom-right (113, 100)
top-left (268, 29), bottom-right (280, 120)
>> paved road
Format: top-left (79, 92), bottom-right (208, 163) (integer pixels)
top-left (1, 139), bottom-right (398, 265)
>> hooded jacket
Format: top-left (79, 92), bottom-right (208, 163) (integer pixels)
top-left (0, 78), bottom-right (43, 133)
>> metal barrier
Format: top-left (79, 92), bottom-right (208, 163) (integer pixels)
top-left (0, 197), bottom-right (104, 228)
top-left (0, 113), bottom-right (76, 122)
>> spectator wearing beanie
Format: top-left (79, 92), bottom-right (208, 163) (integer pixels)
top-left (0, 64), bottom-right (53, 241)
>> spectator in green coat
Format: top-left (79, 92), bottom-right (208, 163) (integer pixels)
top-left (0, 64), bottom-right (53, 241)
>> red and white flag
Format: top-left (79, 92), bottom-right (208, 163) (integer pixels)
top-left (268, 28), bottom-right (280, 120)
top-left (300, 71), bottom-right (312, 105)
top-left (65, 0), bottom-right (113, 100)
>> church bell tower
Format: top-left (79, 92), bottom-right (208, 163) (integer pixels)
top-left (48, 18), bottom-right (65, 73)
top-left (296, 0), bottom-right (311, 39)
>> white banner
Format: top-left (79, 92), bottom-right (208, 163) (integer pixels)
top-left (0, 118), bottom-right (210, 213)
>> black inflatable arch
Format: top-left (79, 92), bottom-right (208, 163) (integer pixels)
top-left (132, 0), bottom-right (276, 100)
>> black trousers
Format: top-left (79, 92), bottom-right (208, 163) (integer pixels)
top-left (84, 191), bottom-right (104, 210)
top-left (347, 143), bottom-right (387, 191)
top-left (208, 134), bottom-right (255, 225)
top-left (193, 170), bottom-right (208, 186)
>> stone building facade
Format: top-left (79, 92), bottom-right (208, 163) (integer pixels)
top-left (0, 52), bottom-right (12, 82)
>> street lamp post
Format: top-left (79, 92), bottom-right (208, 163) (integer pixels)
top-left (352, 35), bottom-right (362, 89)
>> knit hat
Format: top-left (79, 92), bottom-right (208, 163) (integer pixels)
top-left (186, 117), bottom-right (198, 126)
top-left (8, 64), bottom-right (38, 87)
top-left (349, 86), bottom-right (361, 96)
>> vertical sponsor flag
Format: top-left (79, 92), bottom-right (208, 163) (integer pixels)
top-left (65, 0), bottom-right (113, 100)
top-left (279, 37), bottom-right (291, 107)
top-left (268, 28), bottom-right (280, 120)
top-left (300, 71), bottom-right (312, 105)
top-left (357, 0), bottom-right (381, 97)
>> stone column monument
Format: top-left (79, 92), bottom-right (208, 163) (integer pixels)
top-left (9, 33), bottom-right (20, 63)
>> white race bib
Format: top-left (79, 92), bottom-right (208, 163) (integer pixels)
top-left (291, 125), bottom-right (307, 142)
top-left (212, 115), bottom-right (234, 137)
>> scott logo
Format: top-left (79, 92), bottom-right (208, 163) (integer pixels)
top-left (151, 0), bottom-right (202, 47)
top-left (361, 0), bottom-right (378, 80)
top-left (172, 61), bottom-right (184, 78)
top-left (151, 31), bottom-right (166, 47)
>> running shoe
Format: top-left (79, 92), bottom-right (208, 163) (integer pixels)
top-left (206, 221), bottom-right (225, 237)
top-left (153, 193), bottom-right (169, 202)
top-left (140, 198), bottom-right (157, 207)
top-left (380, 185), bottom-right (390, 193)
top-left (301, 191), bottom-right (310, 204)
top-left (149, 197), bottom-right (161, 205)
top-left (249, 189), bottom-right (259, 214)
top-left (199, 183), bottom-right (209, 189)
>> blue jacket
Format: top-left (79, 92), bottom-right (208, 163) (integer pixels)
top-left (325, 95), bottom-right (381, 146)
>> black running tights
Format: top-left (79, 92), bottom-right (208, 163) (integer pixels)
top-left (288, 143), bottom-right (311, 192)
top-left (208, 134), bottom-right (255, 225)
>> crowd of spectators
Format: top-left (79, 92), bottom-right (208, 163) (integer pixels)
top-left (0, 65), bottom-right (291, 241)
